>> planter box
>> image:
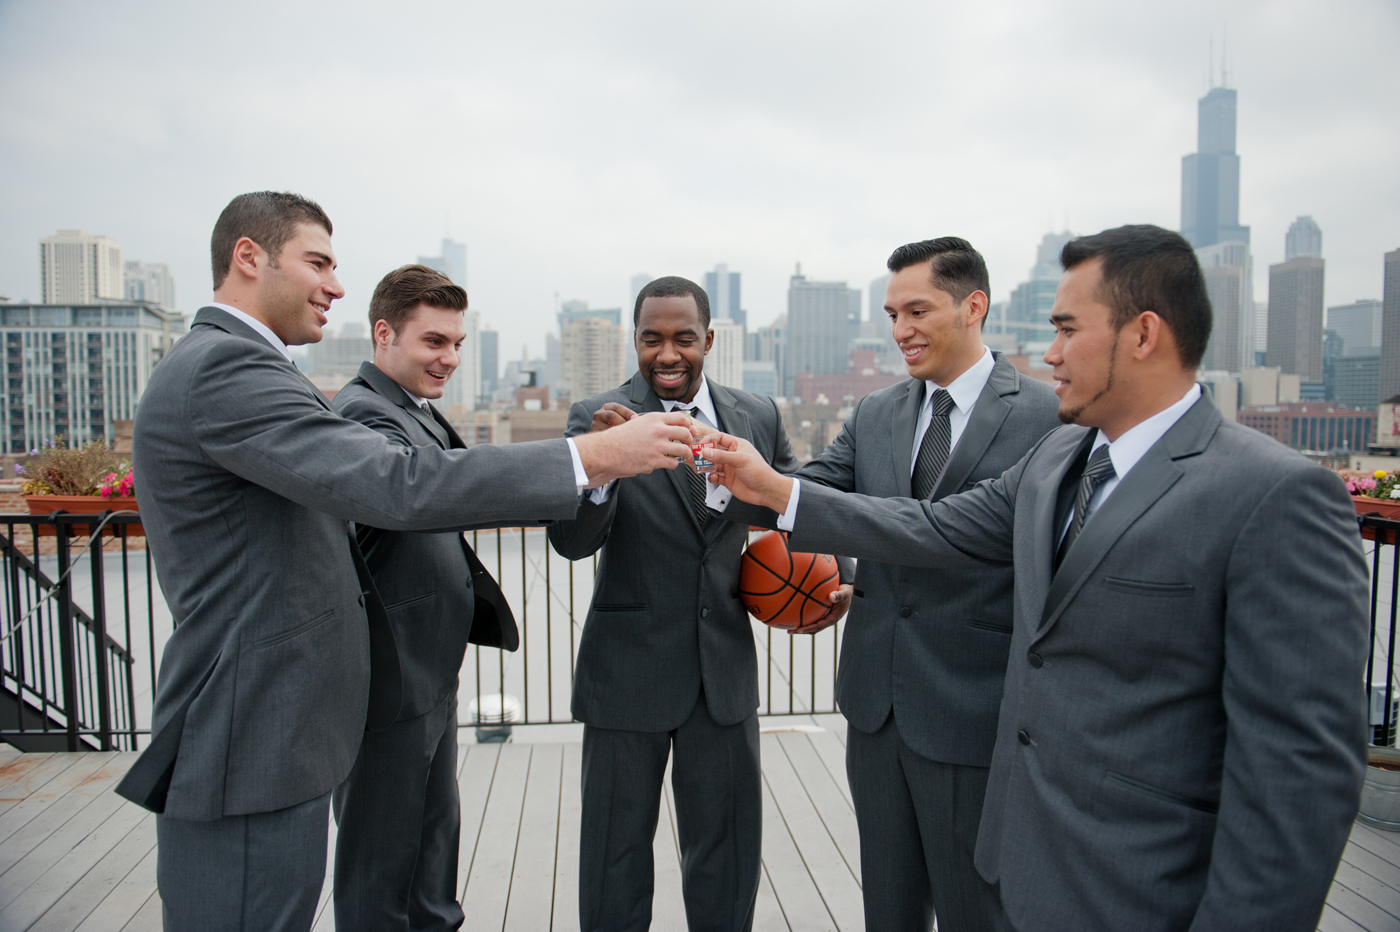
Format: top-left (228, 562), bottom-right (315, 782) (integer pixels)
top-left (1353, 496), bottom-right (1400, 543)
top-left (1361, 747), bottom-right (1400, 831)
top-left (22, 495), bottom-right (142, 537)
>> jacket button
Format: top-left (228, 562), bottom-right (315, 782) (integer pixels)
top-left (898, 606), bottom-right (912, 617)
top-left (1028, 653), bottom-right (1043, 668)
top-left (700, 608), bottom-right (709, 618)
top-left (1017, 729), bottom-right (1031, 746)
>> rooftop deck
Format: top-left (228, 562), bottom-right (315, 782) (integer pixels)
top-left (0, 715), bottom-right (1395, 932)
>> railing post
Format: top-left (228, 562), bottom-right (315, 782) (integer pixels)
top-left (88, 514), bottom-right (113, 751)
top-left (53, 514), bottom-right (80, 752)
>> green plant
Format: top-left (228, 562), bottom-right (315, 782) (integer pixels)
top-left (15, 438), bottom-right (130, 496)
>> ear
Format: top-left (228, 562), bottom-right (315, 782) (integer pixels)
top-left (963, 290), bottom-right (989, 328)
top-left (1128, 311), bottom-right (1168, 362)
top-left (373, 318), bottom-right (395, 350)
top-left (229, 236), bottom-right (265, 283)
top-left (704, 328), bottom-right (715, 355)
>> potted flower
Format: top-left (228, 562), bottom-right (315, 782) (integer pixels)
top-left (1341, 469), bottom-right (1400, 541)
top-left (16, 438), bottom-right (140, 535)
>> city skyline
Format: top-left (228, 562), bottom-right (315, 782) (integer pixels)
top-left (0, 1), bottom-right (1396, 366)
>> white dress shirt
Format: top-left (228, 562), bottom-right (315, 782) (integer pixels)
top-left (590, 375), bottom-right (732, 510)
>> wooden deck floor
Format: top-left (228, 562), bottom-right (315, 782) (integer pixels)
top-left (0, 717), bottom-right (1397, 931)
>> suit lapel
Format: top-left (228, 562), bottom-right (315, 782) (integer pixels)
top-left (627, 373), bottom-right (705, 536)
top-left (891, 379), bottom-right (922, 498)
top-left (356, 361), bottom-right (450, 448)
top-left (929, 355), bottom-right (1017, 502)
top-left (1031, 428), bottom-right (1095, 609)
top-left (1035, 396), bottom-right (1222, 639)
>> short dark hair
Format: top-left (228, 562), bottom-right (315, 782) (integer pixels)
top-left (886, 237), bottom-right (991, 307)
top-left (1059, 225), bottom-right (1211, 369)
top-left (633, 276), bottom-right (710, 328)
top-left (369, 264), bottom-right (467, 335)
top-left (211, 191), bottom-right (333, 289)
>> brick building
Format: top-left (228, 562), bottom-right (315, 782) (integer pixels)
top-left (1237, 401), bottom-right (1375, 452)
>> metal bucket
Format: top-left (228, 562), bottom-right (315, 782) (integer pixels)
top-left (1359, 747), bottom-right (1400, 831)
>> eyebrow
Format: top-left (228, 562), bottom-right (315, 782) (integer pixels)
top-left (640, 328), bottom-right (698, 337)
top-left (305, 251), bottom-right (335, 268)
top-left (1049, 312), bottom-right (1075, 325)
top-left (420, 330), bottom-right (460, 342)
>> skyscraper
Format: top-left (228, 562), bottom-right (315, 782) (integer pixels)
top-left (1195, 241), bottom-right (1254, 372)
top-left (1266, 222), bottom-right (1326, 382)
top-left (442, 309), bottom-right (479, 411)
top-left (1327, 299), bottom-right (1383, 358)
top-left (417, 237), bottom-right (467, 285)
top-left (868, 274), bottom-right (889, 322)
top-left (1285, 216), bottom-right (1322, 260)
top-left (786, 267), bottom-right (859, 396)
top-left (1181, 86), bottom-right (1250, 249)
top-left (123, 260), bottom-right (176, 309)
top-left (480, 328), bottom-right (499, 399)
top-left (1003, 232), bottom-right (1075, 351)
top-left (561, 316), bottom-right (625, 403)
top-left (704, 264), bottom-right (746, 327)
top-left (39, 231), bottom-right (124, 303)
top-left (626, 273), bottom-right (650, 375)
top-left (1380, 250), bottom-right (1400, 403)
top-left (708, 318), bottom-right (745, 390)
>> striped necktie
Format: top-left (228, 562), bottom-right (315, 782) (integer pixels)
top-left (1055, 443), bottom-right (1116, 569)
top-left (680, 405), bottom-right (709, 523)
top-left (911, 389), bottom-right (955, 500)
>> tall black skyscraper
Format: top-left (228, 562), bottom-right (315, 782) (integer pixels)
top-left (1182, 86), bottom-right (1250, 249)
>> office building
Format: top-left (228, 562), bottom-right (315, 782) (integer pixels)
top-left (561, 315), bottom-right (625, 404)
top-left (1328, 299), bottom-right (1383, 357)
top-left (626, 273), bottom-right (650, 376)
top-left (1253, 300), bottom-right (1268, 364)
top-left (417, 238), bottom-right (467, 285)
top-left (869, 274), bottom-right (889, 323)
top-left (787, 268), bottom-right (859, 396)
top-left (441, 309), bottom-right (479, 412)
top-left (1285, 216), bottom-right (1322, 260)
top-left (480, 328), bottom-right (499, 398)
top-left (749, 315), bottom-right (788, 397)
top-left (704, 264), bottom-right (746, 327)
top-left (708, 318), bottom-right (745, 390)
top-left (1266, 247), bottom-right (1326, 382)
top-left (304, 322), bottom-right (374, 378)
top-left (742, 361), bottom-right (778, 398)
top-left (793, 349), bottom-right (902, 405)
top-left (1196, 241), bottom-right (1254, 372)
top-left (1002, 232), bottom-right (1075, 351)
top-left (1381, 249), bottom-right (1400, 403)
top-left (1181, 86), bottom-right (1250, 248)
top-left (1238, 402), bottom-right (1374, 452)
top-left (1331, 355), bottom-right (1380, 412)
top-left (39, 231), bottom-right (124, 304)
top-left (122, 261), bottom-right (176, 309)
top-left (0, 300), bottom-right (185, 453)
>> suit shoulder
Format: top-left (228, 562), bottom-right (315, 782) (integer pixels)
top-left (572, 385), bottom-right (633, 412)
top-left (1213, 420), bottom-right (1331, 476)
top-left (331, 380), bottom-right (390, 416)
top-left (857, 378), bottom-right (918, 408)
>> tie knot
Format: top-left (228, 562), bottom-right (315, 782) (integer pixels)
top-left (931, 389), bottom-right (954, 417)
top-left (1085, 443), bottom-right (1115, 482)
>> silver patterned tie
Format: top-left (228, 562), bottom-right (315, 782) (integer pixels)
top-left (1056, 444), bottom-right (1116, 568)
top-left (911, 389), bottom-right (955, 500)
top-left (682, 406), bottom-right (709, 523)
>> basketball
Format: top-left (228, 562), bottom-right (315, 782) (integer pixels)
top-left (739, 530), bottom-right (841, 628)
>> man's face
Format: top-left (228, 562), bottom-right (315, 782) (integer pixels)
top-left (636, 294), bottom-right (712, 403)
top-left (1044, 258), bottom-right (1129, 426)
top-left (374, 304), bottom-right (466, 401)
top-left (259, 223), bottom-right (344, 346)
top-left (885, 263), bottom-right (983, 385)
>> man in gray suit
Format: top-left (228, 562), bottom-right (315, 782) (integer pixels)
top-left (330, 264), bottom-right (523, 931)
top-left (548, 276), bottom-right (814, 932)
top-left (707, 225), bottom-right (1369, 932)
top-left (728, 238), bottom-right (1059, 931)
top-left (114, 192), bottom-right (695, 932)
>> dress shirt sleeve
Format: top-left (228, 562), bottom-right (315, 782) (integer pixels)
top-left (565, 436), bottom-right (589, 489)
top-left (775, 479), bottom-right (802, 531)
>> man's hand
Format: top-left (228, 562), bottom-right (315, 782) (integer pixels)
top-left (573, 411), bottom-right (692, 488)
top-left (706, 432), bottom-right (794, 512)
top-left (590, 402), bottom-right (637, 432)
top-left (788, 584), bottom-right (853, 635)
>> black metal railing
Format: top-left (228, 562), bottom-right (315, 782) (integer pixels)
top-left (1361, 514), bottom-right (1400, 748)
top-left (0, 512), bottom-right (146, 752)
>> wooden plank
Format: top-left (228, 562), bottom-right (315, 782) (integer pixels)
top-left (776, 733), bottom-right (860, 884)
top-left (760, 735), bottom-right (863, 931)
top-left (753, 863), bottom-right (791, 932)
top-left (0, 799), bottom-right (147, 929)
top-left (1340, 839), bottom-right (1400, 896)
top-left (1325, 882), bottom-right (1400, 932)
top-left (0, 745), bottom-right (24, 770)
top-left (72, 845), bottom-right (157, 932)
top-left (651, 769), bottom-right (687, 932)
top-left (456, 742), bottom-right (502, 898)
top-left (552, 743), bottom-right (582, 932)
top-left (0, 753), bottom-right (81, 815)
top-left (1348, 821), bottom-right (1400, 868)
top-left (807, 732), bottom-right (853, 807)
top-left (0, 753), bottom-right (114, 846)
top-left (0, 754), bottom-right (133, 879)
top-left (28, 811), bottom-right (155, 932)
top-left (1332, 858), bottom-right (1400, 924)
top-left (460, 743), bottom-right (532, 930)
top-left (117, 890), bottom-right (161, 932)
top-left (1318, 902), bottom-right (1368, 932)
top-left (758, 776), bottom-right (837, 931)
top-left (504, 743), bottom-right (563, 932)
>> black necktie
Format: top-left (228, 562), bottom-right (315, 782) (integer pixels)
top-left (911, 389), bottom-right (955, 500)
top-left (1055, 444), bottom-right (1116, 569)
top-left (680, 405), bottom-right (709, 523)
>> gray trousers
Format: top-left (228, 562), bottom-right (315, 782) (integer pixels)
top-left (332, 690), bottom-right (463, 932)
top-left (156, 790), bottom-right (331, 932)
top-left (580, 692), bottom-right (761, 932)
top-left (846, 715), bottom-right (1007, 932)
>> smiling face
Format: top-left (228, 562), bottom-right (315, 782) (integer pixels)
top-left (636, 294), bottom-right (712, 402)
top-left (258, 223), bottom-right (344, 346)
top-left (885, 262), bottom-right (987, 385)
top-left (373, 303), bottom-right (466, 400)
top-left (1044, 258), bottom-right (1131, 427)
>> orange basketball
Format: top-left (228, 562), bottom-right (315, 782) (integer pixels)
top-left (739, 530), bottom-right (841, 628)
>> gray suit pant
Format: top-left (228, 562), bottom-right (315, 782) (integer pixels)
top-left (156, 790), bottom-right (331, 932)
top-left (580, 691), bottom-right (761, 932)
top-left (846, 715), bottom-right (1006, 932)
top-left (332, 691), bottom-right (463, 932)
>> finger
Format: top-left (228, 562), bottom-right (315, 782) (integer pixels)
top-left (603, 402), bottom-right (637, 420)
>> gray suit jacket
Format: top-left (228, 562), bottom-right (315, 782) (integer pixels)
top-left (786, 393), bottom-right (1369, 932)
top-left (119, 307), bottom-right (580, 821)
top-left (731, 354), bottom-right (1059, 765)
top-left (548, 373), bottom-right (799, 732)
top-left (334, 361), bottom-right (522, 722)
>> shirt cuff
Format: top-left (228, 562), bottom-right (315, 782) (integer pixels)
top-left (775, 478), bottom-right (801, 531)
top-left (565, 437), bottom-right (590, 489)
top-left (705, 477), bottom-right (733, 513)
top-left (588, 480), bottom-right (617, 504)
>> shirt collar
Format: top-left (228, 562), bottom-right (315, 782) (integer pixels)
top-left (1091, 383), bottom-right (1203, 480)
top-left (661, 375), bottom-right (717, 427)
top-left (923, 346), bottom-right (994, 416)
top-left (208, 302), bottom-right (293, 362)
top-left (403, 387), bottom-right (427, 409)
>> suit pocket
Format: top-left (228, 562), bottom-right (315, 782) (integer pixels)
top-left (966, 617), bottom-right (1012, 634)
top-left (386, 592), bottom-right (435, 612)
top-left (1106, 771), bottom-right (1218, 814)
top-left (253, 609), bottom-right (335, 650)
top-left (593, 603), bottom-right (647, 612)
top-left (1102, 577), bottom-right (1194, 598)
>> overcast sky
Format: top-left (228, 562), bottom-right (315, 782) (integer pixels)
top-left (1, 0), bottom-right (1396, 364)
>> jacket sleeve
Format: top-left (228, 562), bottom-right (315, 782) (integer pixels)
top-left (547, 400), bottom-right (620, 560)
top-left (1186, 466), bottom-right (1368, 932)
